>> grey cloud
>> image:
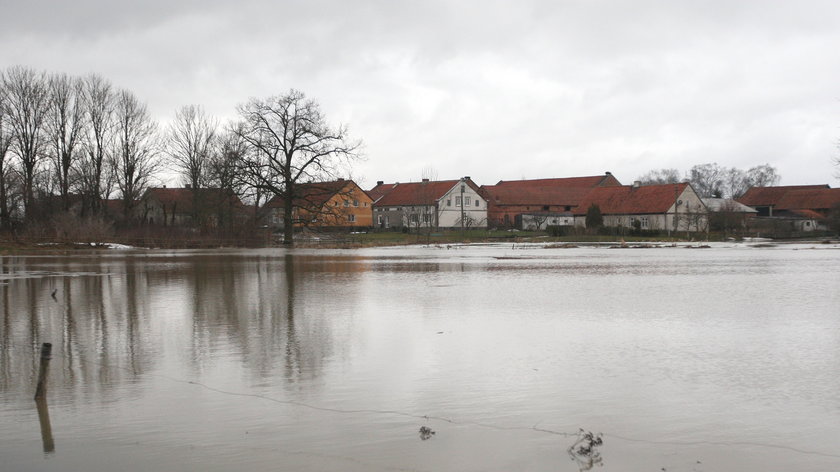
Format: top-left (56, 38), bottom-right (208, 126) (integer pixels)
top-left (2, 0), bottom-right (839, 186)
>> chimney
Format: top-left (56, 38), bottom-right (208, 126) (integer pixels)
top-left (337, 177), bottom-right (344, 181)
top-left (376, 180), bottom-right (384, 186)
top-left (605, 171), bottom-right (612, 175)
top-left (422, 178), bottom-right (429, 182)
top-left (463, 176), bottom-right (471, 180)
top-left (632, 180), bottom-right (641, 189)
top-left (185, 183), bottom-right (191, 189)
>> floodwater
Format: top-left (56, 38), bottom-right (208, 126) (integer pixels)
top-left (1, 243), bottom-right (839, 472)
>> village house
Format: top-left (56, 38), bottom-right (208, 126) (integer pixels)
top-left (480, 173), bottom-right (621, 228)
top-left (573, 181), bottom-right (708, 232)
top-left (738, 185), bottom-right (840, 231)
top-left (139, 186), bottom-right (246, 228)
top-left (263, 179), bottom-right (373, 229)
top-left (701, 198), bottom-right (758, 232)
top-left (736, 185), bottom-right (830, 217)
top-left (369, 177), bottom-right (487, 229)
top-left (518, 211), bottom-right (576, 230)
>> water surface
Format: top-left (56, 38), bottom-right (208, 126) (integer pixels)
top-left (1, 243), bottom-right (839, 471)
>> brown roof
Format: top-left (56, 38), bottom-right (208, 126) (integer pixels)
top-left (787, 209), bottom-right (826, 220)
top-left (367, 182), bottom-right (399, 203)
top-left (482, 174), bottom-right (621, 206)
top-left (774, 188), bottom-right (840, 211)
top-left (264, 180), bottom-right (365, 210)
top-left (573, 183), bottom-right (690, 215)
top-left (145, 187), bottom-right (244, 213)
top-left (374, 179), bottom-right (483, 206)
top-left (737, 185), bottom-right (829, 207)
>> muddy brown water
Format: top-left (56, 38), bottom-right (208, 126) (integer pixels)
top-left (1, 243), bottom-right (839, 471)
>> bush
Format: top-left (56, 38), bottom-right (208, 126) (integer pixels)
top-left (546, 225), bottom-right (573, 237)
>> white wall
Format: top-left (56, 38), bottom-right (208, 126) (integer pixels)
top-left (436, 182), bottom-right (488, 228)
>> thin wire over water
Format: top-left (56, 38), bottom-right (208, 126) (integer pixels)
top-left (8, 341), bottom-right (840, 462)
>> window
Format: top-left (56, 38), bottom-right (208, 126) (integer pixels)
top-left (455, 197), bottom-right (462, 206)
top-left (641, 216), bottom-right (649, 229)
top-left (344, 200), bottom-right (349, 207)
top-left (411, 214), bottom-right (419, 223)
top-left (377, 215), bottom-right (383, 225)
top-left (353, 200), bottom-right (359, 207)
top-left (475, 200), bottom-right (480, 207)
top-left (423, 214), bottom-right (431, 223)
top-left (348, 214), bottom-right (356, 222)
top-left (447, 199), bottom-right (451, 207)
top-left (465, 196), bottom-right (471, 206)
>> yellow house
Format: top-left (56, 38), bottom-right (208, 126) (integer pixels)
top-left (264, 179), bottom-right (373, 229)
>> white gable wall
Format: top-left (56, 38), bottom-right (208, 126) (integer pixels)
top-left (437, 182), bottom-right (488, 228)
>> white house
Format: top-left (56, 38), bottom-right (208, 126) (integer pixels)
top-left (370, 177), bottom-right (488, 229)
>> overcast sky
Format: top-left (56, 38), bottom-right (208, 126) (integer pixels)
top-left (2, 0), bottom-right (839, 188)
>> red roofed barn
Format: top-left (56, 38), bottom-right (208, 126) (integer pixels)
top-left (573, 182), bottom-right (708, 232)
top-left (140, 186), bottom-right (246, 228)
top-left (481, 173), bottom-right (621, 228)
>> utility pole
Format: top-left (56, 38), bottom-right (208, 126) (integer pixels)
top-left (460, 178), bottom-right (465, 233)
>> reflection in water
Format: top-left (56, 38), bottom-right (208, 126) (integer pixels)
top-left (1, 248), bottom-right (838, 472)
top-left (35, 396), bottom-right (55, 454)
top-left (0, 253), bottom-right (364, 401)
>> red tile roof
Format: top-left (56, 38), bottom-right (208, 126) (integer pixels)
top-left (787, 209), bottom-right (826, 220)
top-left (482, 174), bottom-right (621, 206)
top-left (367, 182), bottom-right (399, 203)
top-left (573, 183), bottom-right (689, 215)
top-left (775, 188), bottom-right (840, 211)
top-left (737, 185), bottom-right (829, 206)
top-left (373, 179), bottom-right (482, 206)
top-left (264, 180), bottom-right (365, 209)
top-left (494, 175), bottom-right (620, 188)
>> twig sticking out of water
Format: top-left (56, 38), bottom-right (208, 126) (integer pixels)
top-left (419, 426), bottom-right (435, 440)
top-left (568, 429), bottom-right (604, 471)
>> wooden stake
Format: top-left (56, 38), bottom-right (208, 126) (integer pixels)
top-left (34, 343), bottom-right (52, 400)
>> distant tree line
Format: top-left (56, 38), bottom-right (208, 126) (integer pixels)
top-left (636, 163), bottom-right (781, 199)
top-left (0, 65), bottom-right (359, 244)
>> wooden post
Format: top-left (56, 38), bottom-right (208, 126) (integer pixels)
top-left (34, 343), bottom-right (52, 399)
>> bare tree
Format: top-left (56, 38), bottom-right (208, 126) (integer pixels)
top-left (111, 90), bottom-right (160, 220)
top-left (78, 74), bottom-right (116, 215)
top-left (208, 124), bottom-right (247, 194)
top-left (687, 163), bottom-right (726, 197)
top-left (637, 168), bottom-right (681, 185)
top-left (205, 124), bottom-right (250, 229)
top-left (720, 167), bottom-right (747, 199)
top-left (834, 154), bottom-right (840, 180)
top-left (1, 66), bottom-right (50, 217)
top-left (167, 104), bottom-right (217, 190)
top-left (744, 164), bottom-right (780, 188)
top-left (46, 73), bottom-right (86, 211)
top-left (0, 84), bottom-right (14, 228)
top-left (235, 89), bottom-right (360, 245)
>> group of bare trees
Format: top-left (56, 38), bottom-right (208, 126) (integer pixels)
top-left (637, 163), bottom-right (780, 199)
top-left (1, 66), bottom-right (361, 244)
top-left (0, 66), bottom-right (160, 227)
